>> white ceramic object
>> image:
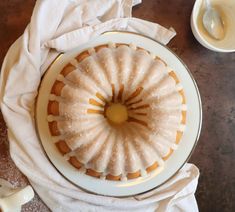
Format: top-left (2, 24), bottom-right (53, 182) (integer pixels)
top-left (203, 0), bottom-right (225, 40)
top-left (36, 31), bottom-right (202, 197)
top-left (0, 178), bottom-right (34, 212)
top-left (191, 0), bottom-right (235, 52)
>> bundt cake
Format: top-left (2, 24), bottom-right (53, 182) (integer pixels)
top-left (47, 43), bottom-right (187, 181)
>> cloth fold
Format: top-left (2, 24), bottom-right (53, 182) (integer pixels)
top-left (0, 0), bottom-right (199, 211)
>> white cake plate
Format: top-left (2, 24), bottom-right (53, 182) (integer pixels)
top-left (36, 31), bottom-right (202, 197)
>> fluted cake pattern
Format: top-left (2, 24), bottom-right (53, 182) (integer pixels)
top-left (47, 43), bottom-right (187, 181)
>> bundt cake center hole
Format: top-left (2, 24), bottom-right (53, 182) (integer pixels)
top-left (105, 103), bottom-right (128, 124)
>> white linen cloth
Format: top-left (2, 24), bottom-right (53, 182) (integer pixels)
top-left (0, 0), bottom-right (200, 211)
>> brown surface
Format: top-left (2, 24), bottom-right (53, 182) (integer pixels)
top-left (0, 0), bottom-right (235, 211)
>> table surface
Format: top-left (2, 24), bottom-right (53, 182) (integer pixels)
top-left (0, 0), bottom-right (235, 211)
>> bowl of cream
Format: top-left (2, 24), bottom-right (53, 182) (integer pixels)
top-left (191, 0), bottom-right (235, 52)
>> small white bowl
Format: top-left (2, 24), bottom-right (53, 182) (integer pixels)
top-left (191, 0), bottom-right (235, 52)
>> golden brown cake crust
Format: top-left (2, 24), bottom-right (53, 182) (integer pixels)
top-left (176, 131), bottom-right (183, 144)
top-left (51, 80), bottom-right (65, 96)
top-left (181, 111), bottom-right (187, 125)
top-left (127, 171), bottom-right (141, 179)
top-left (48, 121), bottom-right (60, 136)
top-left (94, 44), bottom-right (109, 52)
top-left (86, 169), bottom-right (102, 178)
top-left (106, 174), bottom-right (121, 181)
top-left (56, 140), bottom-right (71, 155)
top-left (61, 64), bottom-right (76, 77)
top-left (76, 50), bottom-right (90, 62)
top-left (146, 162), bottom-right (158, 173)
top-left (69, 156), bottom-right (83, 169)
top-left (179, 90), bottom-right (186, 104)
top-left (48, 101), bottom-right (59, 115)
top-left (163, 149), bottom-right (174, 161)
top-left (169, 70), bottom-right (180, 84)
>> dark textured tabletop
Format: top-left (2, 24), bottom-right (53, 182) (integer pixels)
top-left (0, 0), bottom-right (235, 211)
